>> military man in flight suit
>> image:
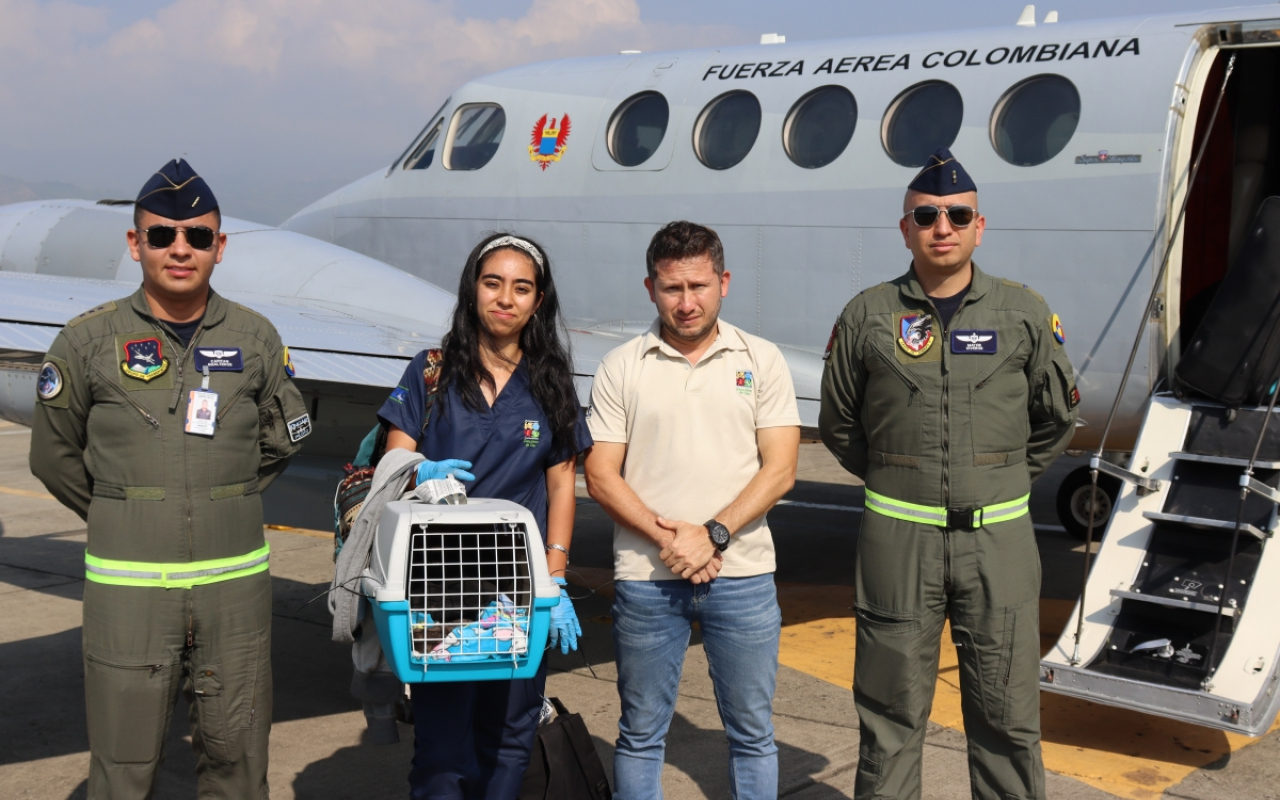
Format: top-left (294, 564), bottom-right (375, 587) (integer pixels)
top-left (819, 148), bottom-right (1078, 800)
top-left (30, 159), bottom-right (311, 798)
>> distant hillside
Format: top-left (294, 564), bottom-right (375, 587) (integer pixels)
top-left (0, 175), bottom-right (127, 206)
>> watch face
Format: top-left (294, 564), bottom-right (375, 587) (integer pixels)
top-left (708, 522), bottom-right (730, 549)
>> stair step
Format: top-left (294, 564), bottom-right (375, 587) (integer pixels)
top-left (1143, 511), bottom-right (1268, 540)
top-left (1109, 588), bottom-right (1237, 616)
top-left (1169, 452), bottom-right (1280, 469)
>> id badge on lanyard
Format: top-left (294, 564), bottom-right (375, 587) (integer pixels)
top-left (185, 366), bottom-right (218, 437)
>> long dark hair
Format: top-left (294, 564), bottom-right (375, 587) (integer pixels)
top-left (439, 233), bottom-right (579, 452)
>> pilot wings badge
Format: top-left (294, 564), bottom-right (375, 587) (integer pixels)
top-left (951, 329), bottom-right (998, 354)
top-left (898, 313), bottom-right (934, 357)
top-left (529, 114), bottom-right (571, 170)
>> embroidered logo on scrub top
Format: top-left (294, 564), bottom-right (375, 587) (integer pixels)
top-left (736, 370), bottom-right (754, 395)
top-left (523, 420), bottom-right (541, 447)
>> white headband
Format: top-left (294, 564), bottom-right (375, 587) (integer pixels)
top-left (478, 235), bottom-right (544, 274)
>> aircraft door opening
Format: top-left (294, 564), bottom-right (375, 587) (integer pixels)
top-left (1177, 47), bottom-right (1280, 356)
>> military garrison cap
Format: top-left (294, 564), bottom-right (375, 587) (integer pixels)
top-left (135, 159), bottom-right (218, 220)
top-left (907, 147), bottom-right (977, 196)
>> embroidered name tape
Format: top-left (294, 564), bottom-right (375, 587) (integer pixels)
top-left (951, 330), bottom-right (998, 354)
top-left (194, 347), bottom-right (243, 372)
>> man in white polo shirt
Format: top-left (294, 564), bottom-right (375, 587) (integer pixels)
top-left (584, 221), bottom-right (801, 800)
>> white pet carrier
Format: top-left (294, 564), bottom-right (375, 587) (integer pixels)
top-left (362, 499), bottom-right (560, 682)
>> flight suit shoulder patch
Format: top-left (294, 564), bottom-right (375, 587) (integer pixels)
top-left (66, 300), bottom-right (117, 328)
top-left (36, 355), bottom-right (70, 408)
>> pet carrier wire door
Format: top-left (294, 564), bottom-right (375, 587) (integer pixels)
top-left (363, 499), bottom-right (560, 682)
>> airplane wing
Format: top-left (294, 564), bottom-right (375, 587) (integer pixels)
top-left (0, 270), bottom-right (431, 421)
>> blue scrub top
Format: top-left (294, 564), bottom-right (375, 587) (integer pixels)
top-left (377, 350), bottom-right (592, 539)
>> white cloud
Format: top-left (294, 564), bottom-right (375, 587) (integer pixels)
top-left (0, 0), bottom-right (741, 222)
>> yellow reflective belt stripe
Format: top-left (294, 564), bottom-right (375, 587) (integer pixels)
top-left (84, 543), bottom-right (270, 589)
top-left (864, 489), bottom-right (947, 525)
top-left (863, 490), bottom-right (1030, 528)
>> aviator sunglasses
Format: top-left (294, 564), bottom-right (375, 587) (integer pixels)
top-left (137, 225), bottom-right (219, 251)
top-left (904, 204), bottom-right (977, 229)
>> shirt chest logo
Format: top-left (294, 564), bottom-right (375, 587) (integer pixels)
top-left (736, 370), bottom-right (754, 395)
top-left (523, 420), bottom-right (541, 447)
top-left (194, 347), bottom-right (243, 372)
top-left (897, 313), bottom-right (935, 357)
top-left (951, 330), bottom-right (998, 354)
top-left (121, 337), bottom-right (170, 381)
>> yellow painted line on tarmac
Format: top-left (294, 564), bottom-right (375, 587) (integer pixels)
top-left (776, 585), bottom-right (1280, 800)
top-left (0, 485), bottom-right (55, 500)
top-left (264, 524), bottom-right (333, 540)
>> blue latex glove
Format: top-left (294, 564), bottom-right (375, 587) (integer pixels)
top-left (549, 577), bottom-right (581, 654)
top-left (416, 459), bottom-right (475, 484)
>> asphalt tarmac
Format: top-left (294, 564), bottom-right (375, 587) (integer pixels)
top-left (2, 419), bottom-right (1279, 799)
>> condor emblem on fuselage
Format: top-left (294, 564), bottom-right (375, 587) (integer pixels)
top-left (529, 114), bottom-right (570, 170)
top-left (898, 313), bottom-right (934, 357)
top-left (121, 337), bottom-right (169, 382)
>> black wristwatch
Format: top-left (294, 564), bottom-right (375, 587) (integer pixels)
top-left (706, 519), bottom-right (731, 552)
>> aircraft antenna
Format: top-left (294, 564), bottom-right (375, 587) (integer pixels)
top-left (1069, 53), bottom-right (1238, 666)
top-left (1016, 5), bottom-right (1036, 27)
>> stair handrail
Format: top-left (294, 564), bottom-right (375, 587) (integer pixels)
top-left (1070, 53), bottom-right (1237, 666)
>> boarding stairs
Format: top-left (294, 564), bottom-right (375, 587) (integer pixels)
top-left (1040, 397), bottom-right (1280, 734)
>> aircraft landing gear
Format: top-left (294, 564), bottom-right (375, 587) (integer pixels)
top-left (1056, 466), bottom-right (1121, 541)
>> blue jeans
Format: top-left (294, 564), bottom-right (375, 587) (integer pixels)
top-left (612, 574), bottom-right (781, 800)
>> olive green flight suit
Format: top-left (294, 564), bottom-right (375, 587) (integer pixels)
top-left (30, 287), bottom-right (310, 799)
top-left (819, 264), bottom-right (1078, 800)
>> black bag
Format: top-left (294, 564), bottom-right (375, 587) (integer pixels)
top-left (1175, 197), bottom-right (1280, 407)
top-left (518, 698), bottom-right (613, 800)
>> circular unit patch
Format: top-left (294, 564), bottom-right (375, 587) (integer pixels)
top-left (37, 361), bottom-right (63, 401)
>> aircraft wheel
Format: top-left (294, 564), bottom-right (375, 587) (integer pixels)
top-left (1056, 466), bottom-right (1121, 541)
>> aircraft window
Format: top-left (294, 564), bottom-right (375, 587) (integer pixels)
top-left (991, 75), bottom-right (1080, 166)
top-left (608, 92), bottom-right (670, 167)
top-left (404, 119), bottom-right (442, 170)
top-left (784, 86), bottom-right (857, 169)
top-left (443, 104), bottom-right (505, 171)
top-left (694, 91), bottom-right (762, 170)
top-left (882, 81), bottom-right (963, 168)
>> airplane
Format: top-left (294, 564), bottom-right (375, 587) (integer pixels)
top-left (271, 3), bottom-right (1280, 536)
top-left (1, 4), bottom-right (1278, 537)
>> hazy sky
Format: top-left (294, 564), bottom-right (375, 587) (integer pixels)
top-left (0, 0), bottom-right (1231, 224)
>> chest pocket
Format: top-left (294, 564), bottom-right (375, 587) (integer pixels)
top-left (862, 343), bottom-right (925, 458)
top-left (967, 329), bottom-right (1030, 460)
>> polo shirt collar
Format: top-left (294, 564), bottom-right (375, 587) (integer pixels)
top-left (641, 318), bottom-right (748, 361)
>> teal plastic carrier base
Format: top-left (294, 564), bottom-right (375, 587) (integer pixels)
top-left (371, 595), bottom-right (558, 683)
top-left (363, 498), bottom-right (562, 684)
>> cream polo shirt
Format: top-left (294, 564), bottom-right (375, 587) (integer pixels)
top-left (587, 318), bottom-right (801, 581)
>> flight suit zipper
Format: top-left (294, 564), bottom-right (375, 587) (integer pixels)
top-left (974, 345), bottom-right (1022, 392)
top-left (175, 327), bottom-right (206, 565)
top-left (88, 362), bottom-right (163, 436)
top-left (935, 301), bottom-right (953, 595)
top-left (874, 352), bottom-right (922, 398)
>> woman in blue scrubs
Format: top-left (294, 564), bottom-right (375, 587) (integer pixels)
top-left (378, 233), bottom-right (592, 799)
